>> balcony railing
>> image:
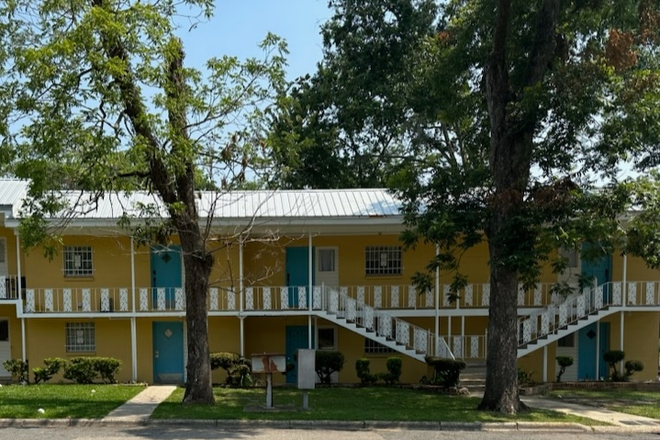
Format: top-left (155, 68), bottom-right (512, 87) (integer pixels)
top-left (12, 280), bottom-right (660, 315)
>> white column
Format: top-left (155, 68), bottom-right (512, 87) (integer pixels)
top-left (130, 237), bottom-right (137, 381)
top-left (16, 234), bottom-right (26, 362)
top-left (434, 244), bottom-right (439, 346)
top-left (596, 323), bottom-right (601, 379)
top-left (308, 232), bottom-right (313, 349)
top-left (239, 237), bottom-right (244, 357)
top-left (542, 346), bottom-right (548, 383)
top-left (620, 253), bottom-right (627, 374)
top-left (461, 315), bottom-right (465, 357)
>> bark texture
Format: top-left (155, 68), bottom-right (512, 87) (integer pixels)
top-left (478, 0), bottom-right (559, 413)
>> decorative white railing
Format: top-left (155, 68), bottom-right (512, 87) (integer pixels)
top-left (321, 286), bottom-right (455, 359)
top-left (517, 281), bottom-right (622, 346)
top-left (16, 280), bottom-right (660, 315)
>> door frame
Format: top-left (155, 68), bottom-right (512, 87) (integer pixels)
top-left (152, 320), bottom-right (185, 384)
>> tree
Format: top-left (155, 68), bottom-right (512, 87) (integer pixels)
top-left (0, 0), bottom-right (287, 404)
top-left (273, 0), bottom-right (660, 413)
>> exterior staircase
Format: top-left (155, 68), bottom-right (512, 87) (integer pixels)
top-left (316, 288), bottom-right (454, 363)
top-left (517, 282), bottom-right (623, 357)
top-left (460, 363), bottom-right (486, 393)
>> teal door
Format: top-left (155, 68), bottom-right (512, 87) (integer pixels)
top-left (153, 321), bottom-right (184, 384)
top-left (151, 246), bottom-right (182, 308)
top-left (581, 244), bottom-right (612, 303)
top-left (577, 322), bottom-right (610, 380)
top-left (285, 247), bottom-right (314, 308)
top-left (285, 325), bottom-right (311, 384)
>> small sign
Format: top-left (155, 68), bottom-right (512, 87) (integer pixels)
top-left (251, 353), bottom-right (286, 373)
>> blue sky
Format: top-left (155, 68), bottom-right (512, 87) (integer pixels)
top-left (176, 1), bottom-right (332, 81)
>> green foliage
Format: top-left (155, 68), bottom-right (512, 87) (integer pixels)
top-left (93, 357), bottom-right (122, 383)
top-left (424, 357), bottom-right (466, 388)
top-left (33, 357), bottom-right (67, 384)
top-left (555, 356), bottom-right (574, 383)
top-left (383, 357), bottom-right (402, 385)
top-left (355, 358), bottom-right (378, 385)
top-left (624, 360), bottom-right (644, 377)
top-left (603, 350), bottom-right (628, 381)
top-left (63, 358), bottom-right (98, 384)
top-left (315, 351), bottom-right (345, 385)
top-left (2, 359), bottom-right (29, 383)
top-left (517, 368), bottom-right (536, 386)
top-left (209, 352), bottom-right (252, 387)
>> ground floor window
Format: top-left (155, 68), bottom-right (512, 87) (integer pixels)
top-left (65, 322), bottom-right (95, 352)
top-left (364, 338), bottom-right (395, 354)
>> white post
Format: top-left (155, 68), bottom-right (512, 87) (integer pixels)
top-left (543, 346), bottom-right (548, 383)
top-left (308, 232), bottom-right (313, 349)
top-left (620, 253), bottom-right (627, 374)
top-left (434, 244), bottom-right (440, 346)
top-left (596, 323), bottom-right (601, 379)
top-left (130, 237), bottom-right (137, 381)
top-left (16, 234), bottom-right (26, 362)
top-left (239, 237), bottom-right (244, 357)
top-left (461, 315), bottom-right (465, 358)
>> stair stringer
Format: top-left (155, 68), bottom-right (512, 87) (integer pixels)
top-left (315, 310), bottom-right (427, 363)
top-left (517, 306), bottom-right (621, 358)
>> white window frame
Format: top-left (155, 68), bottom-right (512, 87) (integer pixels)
top-left (65, 322), bottom-right (95, 353)
top-left (365, 246), bottom-right (402, 276)
top-left (63, 246), bottom-right (94, 277)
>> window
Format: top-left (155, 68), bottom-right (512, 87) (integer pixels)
top-left (65, 322), bottom-right (95, 352)
top-left (364, 338), bottom-right (395, 354)
top-left (559, 248), bottom-right (579, 268)
top-left (0, 320), bottom-right (8, 342)
top-left (318, 249), bottom-right (336, 272)
top-left (365, 246), bottom-right (402, 276)
top-left (63, 246), bottom-right (93, 277)
top-left (558, 333), bottom-right (574, 348)
top-left (317, 327), bottom-right (336, 350)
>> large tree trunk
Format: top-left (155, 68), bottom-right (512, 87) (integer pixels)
top-left (178, 221), bottom-right (215, 405)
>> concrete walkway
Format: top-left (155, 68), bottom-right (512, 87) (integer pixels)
top-left (522, 394), bottom-right (660, 430)
top-left (102, 385), bottom-right (176, 423)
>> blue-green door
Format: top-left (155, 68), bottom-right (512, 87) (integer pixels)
top-left (581, 244), bottom-right (612, 302)
top-left (578, 322), bottom-right (610, 380)
top-left (151, 246), bottom-right (182, 308)
top-left (153, 321), bottom-right (184, 384)
top-left (285, 325), bottom-right (311, 384)
top-left (285, 247), bottom-right (314, 308)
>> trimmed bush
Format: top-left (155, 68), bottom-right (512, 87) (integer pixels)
top-left (33, 357), bottom-right (67, 384)
top-left (209, 352), bottom-right (252, 387)
top-left (64, 357), bottom-right (98, 384)
top-left (425, 357), bottom-right (466, 388)
top-left (315, 350), bottom-right (345, 384)
top-left (383, 357), bottom-right (402, 385)
top-left (555, 356), bottom-right (573, 383)
top-left (624, 360), bottom-right (644, 378)
top-left (355, 358), bottom-right (378, 385)
top-left (2, 358), bottom-right (28, 383)
top-left (93, 357), bottom-right (122, 383)
top-left (603, 350), bottom-right (626, 381)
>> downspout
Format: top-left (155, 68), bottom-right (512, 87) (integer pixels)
top-left (620, 252), bottom-right (627, 374)
top-left (239, 236), bottom-right (244, 357)
top-left (130, 237), bottom-right (137, 382)
top-left (308, 232), bottom-right (313, 349)
top-left (434, 244), bottom-right (439, 355)
top-left (16, 234), bottom-right (25, 362)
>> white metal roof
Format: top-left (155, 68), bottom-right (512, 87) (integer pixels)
top-left (11, 187), bottom-right (403, 222)
top-left (0, 180), bottom-right (29, 209)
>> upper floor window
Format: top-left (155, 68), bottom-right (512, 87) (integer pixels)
top-left (365, 246), bottom-right (402, 276)
top-left (63, 246), bottom-right (93, 277)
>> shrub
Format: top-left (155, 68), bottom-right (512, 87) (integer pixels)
top-left (555, 356), bottom-right (573, 383)
top-left (93, 357), bottom-right (122, 383)
top-left (33, 357), bottom-right (67, 384)
top-left (63, 357), bottom-right (98, 384)
top-left (517, 367), bottom-right (535, 385)
top-left (209, 352), bottom-right (252, 387)
top-left (315, 351), bottom-right (345, 384)
top-left (355, 358), bottom-right (378, 385)
top-left (382, 357), bottom-right (402, 385)
top-left (603, 350), bottom-right (626, 381)
top-left (2, 358), bottom-right (28, 383)
top-left (624, 360), bottom-right (644, 378)
top-left (425, 357), bottom-right (466, 388)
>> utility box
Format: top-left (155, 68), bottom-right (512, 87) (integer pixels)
top-left (297, 349), bottom-right (316, 390)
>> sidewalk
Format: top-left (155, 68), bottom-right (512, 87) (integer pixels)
top-left (102, 385), bottom-right (177, 423)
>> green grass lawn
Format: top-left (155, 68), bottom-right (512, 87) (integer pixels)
top-left (152, 386), bottom-right (601, 425)
top-left (548, 389), bottom-right (660, 420)
top-left (0, 384), bottom-right (145, 419)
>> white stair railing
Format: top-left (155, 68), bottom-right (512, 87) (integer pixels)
top-left (322, 286), bottom-right (454, 359)
top-left (517, 281), bottom-right (621, 346)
